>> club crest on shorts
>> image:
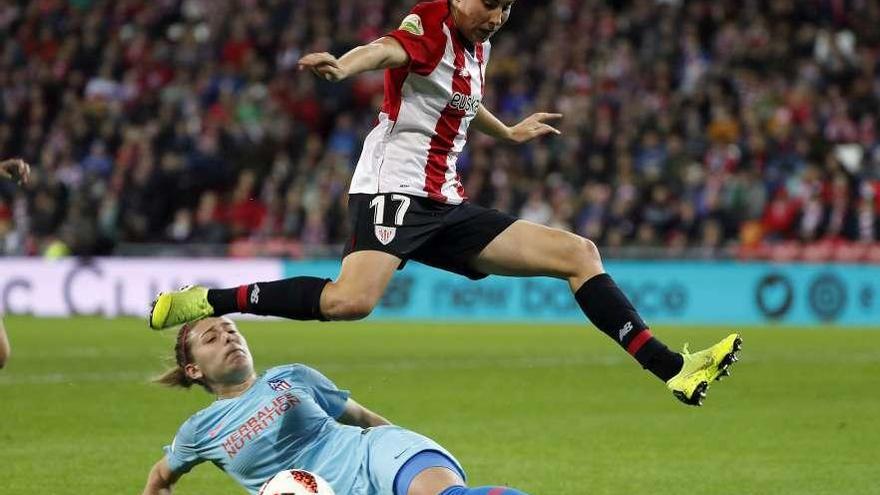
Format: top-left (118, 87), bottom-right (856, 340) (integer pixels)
top-left (374, 225), bottom-right (396, 245)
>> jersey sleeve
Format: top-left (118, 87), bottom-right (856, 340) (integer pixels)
top-left (291, 364), bottom-right (351, 419)
top-left (162, 418), bottom-right (205, 475)
top-left (385, 4), bottom-right (446, 75)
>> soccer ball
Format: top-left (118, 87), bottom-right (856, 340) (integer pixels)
top-left (258, 469), bottom-right (335, 495)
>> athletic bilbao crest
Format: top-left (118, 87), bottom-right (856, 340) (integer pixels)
top-left (374, 225), bottom-right (396, 245)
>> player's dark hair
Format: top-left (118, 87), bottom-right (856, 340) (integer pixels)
top-left (153, 321), bottom-right (211, 392)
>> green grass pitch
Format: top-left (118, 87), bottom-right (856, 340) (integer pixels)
top-left (0, 316), bottom-right (877, 494)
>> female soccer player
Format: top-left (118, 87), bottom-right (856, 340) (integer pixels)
top-left (142, 317), bottom-right (532, 495)
top-left (150, 0), bottom-right (741, 406)
top-left (0, 157), bottom-right (30, 370)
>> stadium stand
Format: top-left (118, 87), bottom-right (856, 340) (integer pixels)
top-left (1, 0), bottom-right (880, 262)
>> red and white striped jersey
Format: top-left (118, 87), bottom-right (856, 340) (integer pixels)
top-left (350, 0), bottom-right (489, 204)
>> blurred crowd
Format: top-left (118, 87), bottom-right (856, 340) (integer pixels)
top-left (2, 0), bottom-right (880, 260)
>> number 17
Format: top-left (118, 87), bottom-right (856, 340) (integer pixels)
top-left (369, 194), bottom-right (410, 226)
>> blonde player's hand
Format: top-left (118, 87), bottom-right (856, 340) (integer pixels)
top-left (507, 113), bottom-right (562, 144)
top-left (297, 52), bottom-right (348, 82)
top-left (0, 158), bottom-right (31, 186)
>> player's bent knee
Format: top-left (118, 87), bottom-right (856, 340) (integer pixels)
top-left (580, 236), bottom-right (602, 263)
top-left (567, 234), bottom-right (603, 275)
top-left (340, 298), bottom-right (375, 320)
top-left (407, 466), bottom-right (464, 495)
top-left (320, 281), bottom-right (380, 321)
top-left (323, 294), bottom-right (376, 321)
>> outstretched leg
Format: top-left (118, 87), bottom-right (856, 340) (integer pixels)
top-left (149, 250), bottom-right (401, 328)
top-left (401, 452), bottom-right (531, 495)
top-left (472, 220), bottom-right (741, 406)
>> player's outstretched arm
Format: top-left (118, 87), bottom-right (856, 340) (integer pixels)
top-left (0, 157), bottom-right (31, 186)
top-left (0, 158), bottom-right (30, 370)
top-left (0, 158), bottom-right (27, 370)
top-left (337, 398), bottom-right (392, 428)
top-left (0, 318), bottom-right (10, 369)
top-left (297, 37), bottom-right (409, 82)
top-left (472, 104), bottom-right (562, 144)
top-left (142, 457), bottom-right (182, 495)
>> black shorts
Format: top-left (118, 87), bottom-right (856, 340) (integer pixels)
top-left (344, 193), bottom-right (517, 280)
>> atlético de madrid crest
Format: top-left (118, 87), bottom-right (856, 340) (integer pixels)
top-left (268, 378), bottom-right (291, 392)
top-left (374, 225), bottom-right (396, 245)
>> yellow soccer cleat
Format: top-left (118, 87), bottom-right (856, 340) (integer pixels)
top-left (666, 333), bottom-right (742, 406)
top-left (149, 285), bottom-right (214, 330)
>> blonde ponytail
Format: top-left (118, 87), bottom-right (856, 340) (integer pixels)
top-left (153, 365), bottom-right (197, 389)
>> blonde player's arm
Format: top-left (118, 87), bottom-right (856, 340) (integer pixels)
top-left (472, 104), bottom-right (562, 144)
top-left (297, 37), bottom-right (409, 82)
top-left (142, 457), bottom-right (182, 495)
top-left (337, 398), bottom-right (392, 428)
top-left (0, 318), bottom-right (9, 369)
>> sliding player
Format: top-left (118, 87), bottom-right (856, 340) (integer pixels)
top-left (143, 317), bottom-right (533, 495)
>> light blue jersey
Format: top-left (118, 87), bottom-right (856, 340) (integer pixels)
top-left (164, 364), bottom-right (463, 494)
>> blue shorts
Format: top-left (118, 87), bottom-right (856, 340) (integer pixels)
top-left (361, 425), bottom-right (466, 495)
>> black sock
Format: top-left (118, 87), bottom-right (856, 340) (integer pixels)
top-left (207, 277), bottom-right (330, 321)
top-left (574, 273), bottom-right (683, 381)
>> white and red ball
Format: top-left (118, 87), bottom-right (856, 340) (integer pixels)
top-left (258, 469), bottom-right (335, 495)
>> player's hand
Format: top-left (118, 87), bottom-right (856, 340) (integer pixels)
top-left (0, 158), bottom-right (31, 186)
top-left (297, 52), bottom-right (348, 82)
top-left (507, 113), bottom-right (562, 144)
